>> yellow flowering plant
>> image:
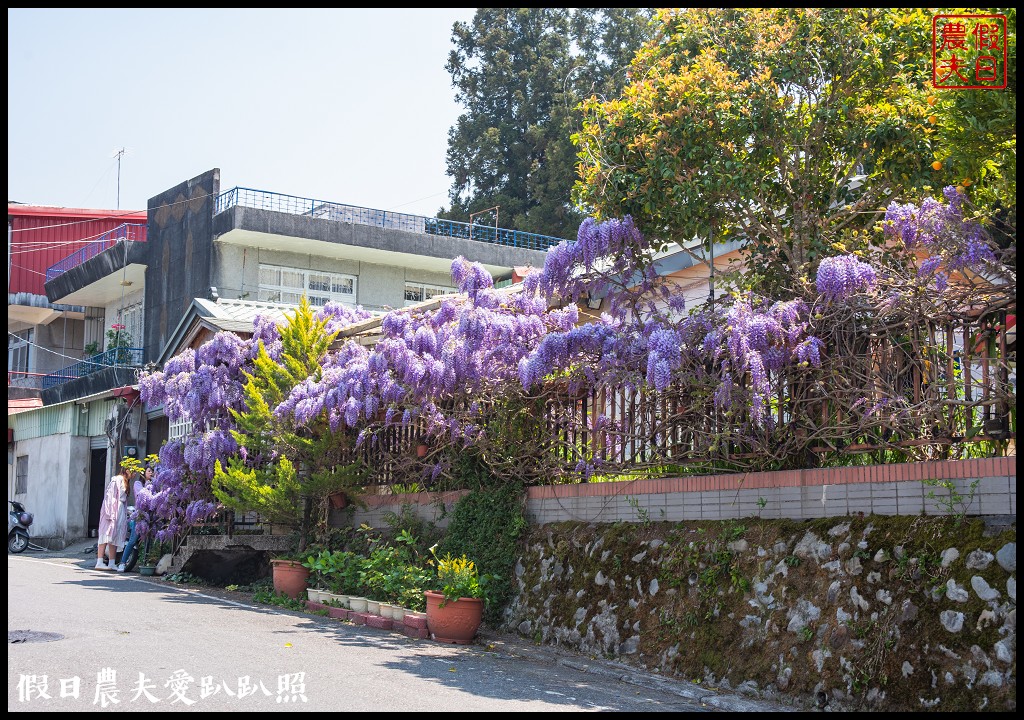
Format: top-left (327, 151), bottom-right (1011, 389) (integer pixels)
top-left (428, 545), bottom-right (492, 604)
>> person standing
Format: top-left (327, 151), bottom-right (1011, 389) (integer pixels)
top-left (95, 465), bottom-right (131, 570)
top-left (117, 464), bottom-right (154, 572)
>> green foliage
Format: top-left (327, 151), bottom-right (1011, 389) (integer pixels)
top-left (435, 456), bottom-right (527, 623)
top-left (573, 8), bottom-right (1015, 292)
top-left (211, 297), bottom-right (366, 552)
top-left (429, 547), bottom-right (490, 604)
top-left (923, 477), bottom-right (981, 526)
top-left (165, 572), bottom-right (204, 585)
top-left (301, 532), bottom-right (435, 611)
top-left (441, 8), bottom-right (654, 238)
top-left (381, 505), bottom-right (443, 556)
top-left (253, 588), bottom-right (308, 611)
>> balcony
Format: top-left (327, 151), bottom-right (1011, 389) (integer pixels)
top-left (43, 224), bottom-right (148, 305)
top-left (38, 347), bottom-right (144, 406)
top-left (41, 347), bottom-right (144, 389)
top-left (212, 187), bottom-right (561, 276)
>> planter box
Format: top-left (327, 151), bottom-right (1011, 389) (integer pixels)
top-left (365, 615), bottom-right (393, 631)
top-left (403, 613), bottom-right (428, 631)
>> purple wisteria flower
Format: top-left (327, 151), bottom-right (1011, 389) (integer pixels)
top-left (816, 255), bottom-right (878, 301)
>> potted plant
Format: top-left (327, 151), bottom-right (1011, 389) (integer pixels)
top-left (270, 553), bottom-right (310, 600)
top-left (302, 549), bottom-right (334, 602)
top-left (423, 548), bottom-right (492, 644)
top-left (137, 540), bottom-right (166, 577)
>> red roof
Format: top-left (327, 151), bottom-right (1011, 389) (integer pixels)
top-left (8, 204), bottom-right (147, 296)
top-left (7, 204), bottom-right (146, 221)
top-left (8, 397), bottom-right (43, 415)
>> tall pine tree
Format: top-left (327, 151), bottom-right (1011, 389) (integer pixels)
top-left (440, 8), bottom-right (654, 240)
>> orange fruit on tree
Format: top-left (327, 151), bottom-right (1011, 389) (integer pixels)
top-left (961, 178), bottom-right (972, 187)
top-left (932, 160), bottom-right (943, 171)
top-left (927, 95), bottom-right (938, 106)
top-left (928, 115), bottom-right (937, 125)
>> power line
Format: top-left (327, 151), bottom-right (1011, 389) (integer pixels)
top-left (7, 330), bottom-right (139, 366)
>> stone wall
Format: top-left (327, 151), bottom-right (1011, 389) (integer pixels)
top-left (499, 515), bottom-right (1015, 712)
top-left (350, 458), bottom-right (1017, 711)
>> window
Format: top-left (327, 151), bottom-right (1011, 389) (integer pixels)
top-left (404, 282), bottom-right (456, 307)
top-left (15, 455), bottom-right (28, 494)
top-left (168, 417), bottom-right (193, 442)
top-left (258, 264), bottom-right (357, 306)
top-left (8, 330), bottom-right (32, 374)
top-left (118, 301), bottom-right (144, 348)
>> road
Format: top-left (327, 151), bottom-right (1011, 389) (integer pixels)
top-left (8, 552), bottom-right (765, 712)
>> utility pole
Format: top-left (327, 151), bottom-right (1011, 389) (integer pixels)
top-left (114, 147), bottom-right (126, 210)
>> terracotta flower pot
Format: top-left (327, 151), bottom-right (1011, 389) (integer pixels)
top-left (329, 492), bottom-right (349, 510)
top-left (424, 591), bottom-right (483, 645)
top-left (271, 559), bottom-right (310, 599)
top-left (416, 444), bottom-right (428, 458)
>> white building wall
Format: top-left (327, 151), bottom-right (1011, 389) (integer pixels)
top-left (10, 433), bottom-right (90, 540)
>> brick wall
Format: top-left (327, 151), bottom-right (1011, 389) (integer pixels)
top-left (345, 457), bottom-right (1016, 529)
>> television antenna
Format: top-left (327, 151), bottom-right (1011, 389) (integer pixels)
top-left (113, 147), bottom-right (127, 210)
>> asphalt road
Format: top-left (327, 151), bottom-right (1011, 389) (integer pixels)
top-left (8, 548), bottom-right (795, 712)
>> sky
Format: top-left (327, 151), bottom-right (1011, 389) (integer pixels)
top-left (7, 8), bottom-right (478, 219)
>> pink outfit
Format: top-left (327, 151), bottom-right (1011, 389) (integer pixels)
top-left (97, 475), bottom-right (128, 548)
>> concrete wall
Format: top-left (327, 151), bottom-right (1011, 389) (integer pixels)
top-left (213, 206), bottom-right (551, 271)
top-left (43, 240), bottom-right (148, 304)
top-left (41, 366), bottom-right (141, 406)
top-left (357, 263), bottom-right (406, 310)
top-left (10, 433), bottom-right (90, 541)
top-left (31, 315), bottom-right (86, 375)
top-left (144, 169), bottom-right (219, 364)
top-left (346, 457), bottom-right (1017, 529)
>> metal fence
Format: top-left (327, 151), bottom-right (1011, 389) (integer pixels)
top-left (41, 348), bottom-right (145, 389)
top-left (44, 223), bottom-right (147, 283)
top-left (215, 187), bottom-right (566, 252)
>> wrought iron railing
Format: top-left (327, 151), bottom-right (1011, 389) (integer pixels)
top-left (45, 223), bottom-right (148, 283)
top-left (41, 348), bottom-right (144, 389)
top-left (215, 187), bottom-right (566, 252)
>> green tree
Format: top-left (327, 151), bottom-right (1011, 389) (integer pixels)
top-left (573, 8), bottom-right (1015, 292)
top-left (441, 8), bottom-right (654, 239)
top-left (212, 298), bottom-right (364, 552)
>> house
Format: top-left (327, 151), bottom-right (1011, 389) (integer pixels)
top-left (7, 204), bottom-right (148, 407)
top-left (8, 167), bottom-right (560, 546)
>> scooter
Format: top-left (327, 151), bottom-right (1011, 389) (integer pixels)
top-left (8, 500), bottom-right (34, 553)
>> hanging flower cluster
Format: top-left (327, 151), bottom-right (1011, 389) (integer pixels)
top-left (884, 185), bottom-right (998, 291)
top-left (276, 256), bottom-right (579, 456)
top-left (815, 255), bottom-right (878, 301)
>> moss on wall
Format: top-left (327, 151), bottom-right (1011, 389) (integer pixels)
top-left (502, 515), bottom-right (1016, 712)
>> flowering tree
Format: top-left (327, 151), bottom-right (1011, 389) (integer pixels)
top-left (213, 298), bottom-right (367, 552)
top-left (137, 301), bottom-right (370, 541)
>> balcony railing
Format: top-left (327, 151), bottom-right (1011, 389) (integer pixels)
top-left (41, 348), bottom-right (144, 389)
top-left (215, 187), bottom-right (567, 252)
top-left (8, 371), bottom-right (47, 390)
top-left (45, 223), bottom-right (148, 283)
